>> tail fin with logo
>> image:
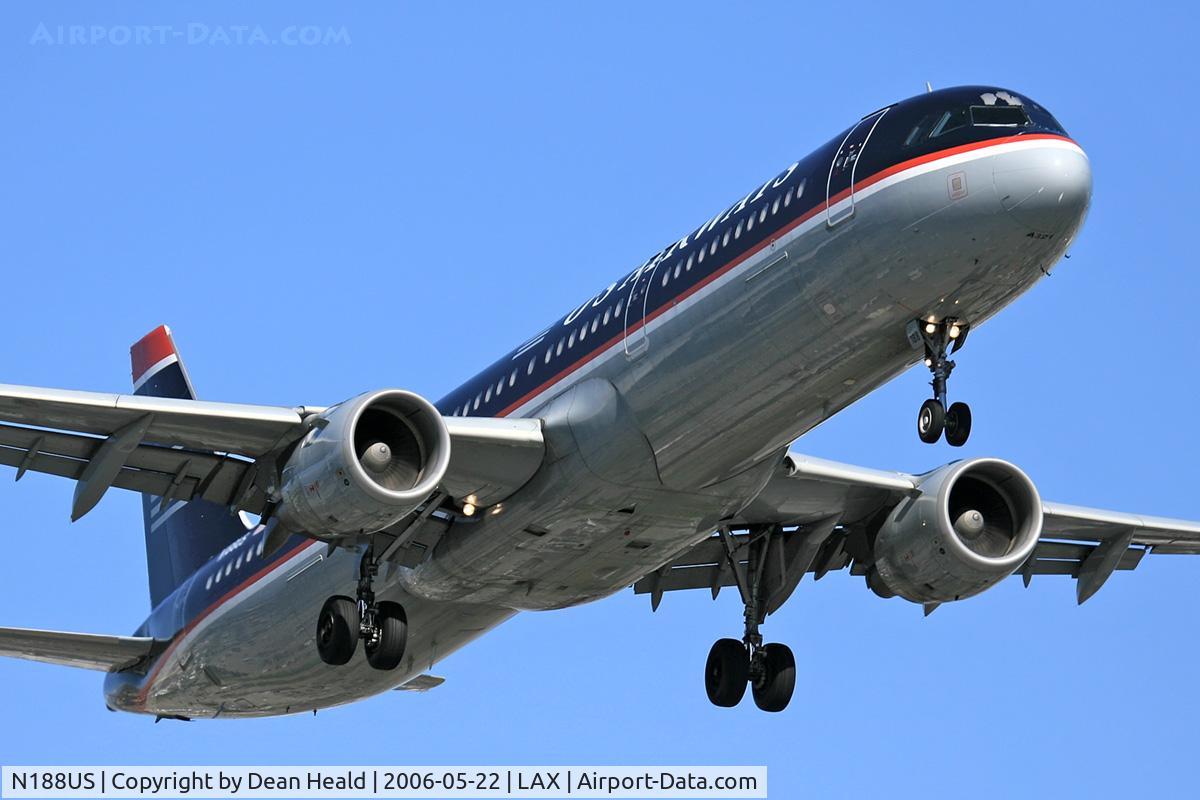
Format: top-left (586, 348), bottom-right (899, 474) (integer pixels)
top-left (131, 326), bottom-right (250, 607)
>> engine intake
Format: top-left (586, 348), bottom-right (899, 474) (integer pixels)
top-left (872, 458), bottom-right (1042, 603)
top-left (277, 389), bottom-right (450, 538)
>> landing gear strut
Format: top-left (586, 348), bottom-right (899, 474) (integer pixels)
top-left (912, 318), bottom-right (972, 447)
top-left (316, 544), bottom-right (407, 670)
top-left (704, 527), bottom-right (796, 712)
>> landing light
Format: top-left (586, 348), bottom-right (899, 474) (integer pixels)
top-left (924, 323), bottom-right (936, 335)
top-left (490, 504), bottom-right (504, 516)
top-left (462, 502), bottom-right (476, 517)
top-left (949, 324), bottom-right (961, 339)
top-left (924, 358), bottom-right (932, 367)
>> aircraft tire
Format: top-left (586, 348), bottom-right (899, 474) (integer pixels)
top-left (705, 638), bottom-right (749, 707)
top-left (316, 595), bottom-right (359, 666)
top-left (918, 399), bottom-right (945, 444)
top-left (365, 601), bottom-right (408, 671)
top-left (944, 402), bottom-right (972, 447)
top-left (751, 643), bottom-right (796, 713)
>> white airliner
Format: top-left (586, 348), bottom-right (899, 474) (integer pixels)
top-left (0, 85), bottom-right (1196, 718)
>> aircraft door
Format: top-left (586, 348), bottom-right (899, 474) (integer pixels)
top-left (622, 260), bottom-right (661, 359)
top-left (825, 107), bottom-right (888, 226)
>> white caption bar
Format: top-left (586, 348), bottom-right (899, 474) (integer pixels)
top-left (2, 767), bottom-right (767, 799)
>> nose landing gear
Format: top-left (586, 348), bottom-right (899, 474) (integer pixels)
top-left (315, 545), bottom-right (408, 671)
top-left (910, 318), bottom-right (972, 447)
top-left (703, 527), bottom-right (797, 712)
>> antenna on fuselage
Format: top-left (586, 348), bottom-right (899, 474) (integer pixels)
top-left (925, 81), bottom-right (933, 93)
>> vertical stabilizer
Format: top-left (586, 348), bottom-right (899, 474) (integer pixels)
top-left (131, 326), bottom-right (249, 607)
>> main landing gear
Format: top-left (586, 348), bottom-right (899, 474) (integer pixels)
top-left (316, 545), bottom-right (407, 671)
top-left (911, 318), bottom-right (972, 447)
top-left (704, 528), bottom-right (796, 713)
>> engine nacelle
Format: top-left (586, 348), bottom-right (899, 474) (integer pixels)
top-left (277, 389), bottom-right (450, 538)
top-left (872, 458), bottom-right (1042, 603)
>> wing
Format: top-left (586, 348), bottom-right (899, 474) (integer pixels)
top-left (0, 626), bottom-right (167, 672)
top-left (0, 382), bottom-right (544, 521)
top-left (637, 451), bottom-right (1200, 609)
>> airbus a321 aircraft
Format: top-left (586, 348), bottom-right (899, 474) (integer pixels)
top-left (0, 85), bottom-right (1196, 718)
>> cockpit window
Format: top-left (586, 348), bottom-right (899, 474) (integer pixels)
top-left (929, 107), bottom-right (970, 138)
top-left (970, 105), bottom-right (1030, 127)
top-left (902, 114), bottom-right (935, 146)
top-left (897, 92), bottom-right (1068, 149)
top-left (1023, 98), bottom-right (1067, 135)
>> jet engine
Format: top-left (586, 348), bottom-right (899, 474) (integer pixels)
top-left (871, 458), bottom-right (1042, 603)
top-left (277, 389), bottom-right (450, 538)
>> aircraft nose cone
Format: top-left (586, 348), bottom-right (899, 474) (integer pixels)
top-left (993, 142), bottom-right (1092, 235)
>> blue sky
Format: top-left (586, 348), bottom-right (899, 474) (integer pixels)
top-left (0, 1), bottom-right (1198, 797)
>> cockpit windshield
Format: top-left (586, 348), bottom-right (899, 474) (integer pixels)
top-left (898, 90), bottom-right (1066, 147)
top-left (970, 105), bottom-right (1030, 127)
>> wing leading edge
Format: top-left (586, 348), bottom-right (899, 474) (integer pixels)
top-left (0, 381), bottom-right (544, 521)
top-left (638, 451), bottom-right (1200, 609)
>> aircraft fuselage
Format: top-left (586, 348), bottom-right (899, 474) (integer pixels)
top-left (104, 85), bottom-right (1091, 717)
